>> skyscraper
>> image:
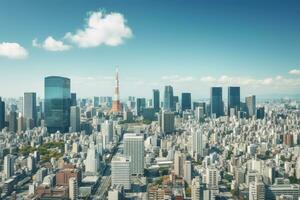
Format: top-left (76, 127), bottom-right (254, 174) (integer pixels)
top-left (94, 96), bottom-right (100, 107)
top-left (44, 76), bottom-right (71, 133)
top-left (136, 98), bottom-right (146, 116)
top-left (24, 92), bottom-right (37, 128)
top-left (69, 177), bottom-right (79, 200)
top-left (71, 93), bottom-right (77, 106)
top-left (153, 89), bottom-right (160, 112)
top-left (124, 133), bottom-right (144, 175)
top-left (246, 95), bottom-right (256, 117)
top-left (210, 87), bottom-right (223, 118)
top-left (111, 68), bottom-right (121, 114)
top-left (0, 97), bottom-right (5, 130)
top-left (111, 155), bottom-right (131, 190)
top-left (70, 106), bottom-right (80, 132)
top-left (85, 143), bottom-right (99, 174)
top-left (164, 85), bottom-right (174, 111)
top-left (4, 155), bottom-right (14, 179)
top-left (181, 92), bottom-right (191, 111)
top-left (228, 86), bottom-right (240, 116)
top-left (160, 110), bottom-right (175, 134)
top-left (8, 111), bottom-right (17, 133)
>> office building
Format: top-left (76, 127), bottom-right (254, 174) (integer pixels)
top-left (210, 87), bottom-right (223, 118)
top-left (160, 110), bottom-right (175, 134)
top-left (0, 97), bottom-right (5, 130)
top-left (102, 120), bottom-right (113, 144)
top-left (23, 92), bottom-right (37, 128)
top-left (124, 133), bottom-right (144, 175)
top-left (206, 166), bottom-right (219, 188)
top-left (153, 89), bottom-right (160, 112)
top-left (4, 155), bottom-right (14, 179)
top-left (111, 156), bottom-right (131, 190)
top-left (228, 87), bottom-right (240, 116)
top-left (181, 92), bottom-right (191, 111)
top-left (136, 98), bottom-right (146, 116)
top-left (246, 95), bottom-right (256, 117)
top-left (94, 96), bottom-right (100, 107)
top-left (174, 151), bottom-right (186, 177)
top-left (71, 93), bottom-right (77, 106)
top-left (85, 144), bottom-right (99, 174)
top-left (257, 107), bottom-right (265, 119)
top-left (69, 177), bottom-right (78, 200)
top-left (8, 111), bottom-right (17, 133)
top-left (184, 160), bottom-right (192, 184)
top-left (164, 85), bottom-right (174, 111)
top-left (70, 106), bottom-right (80, 132)
top-left (44, 76), bottom-right (71, 133)
top-left (249, 179), bottom-right (265, 200)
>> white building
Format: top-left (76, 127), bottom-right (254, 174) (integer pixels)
top-left (4, 155), bottom-right (14, 179)
top-left (69, 177), bottom-right (79, 200)
top-left (124, 133), bottom-right (144, 175)
top-left (111, 156), bottom-right (131, 190)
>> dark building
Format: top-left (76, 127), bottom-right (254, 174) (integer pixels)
top-left (44, 76), bottom-right (71, 133)
top-left (210, 87), bottom-right (223, 118)
top-left (164, 86), bottom-right (174, 111)
top-left (71, 93), bottom-right (77, 106)
top-left (228, 86), bottom-right (240, 116)
top-left (173, 96), bottom-right (179, 111)
top-left (0, 97), bottom-right (5, 130)
top-left (256, 107), bottom-right (265, 119)
top-left (24, 92), bottom-right (37, 128)
top-left (8, 111), bottom-right (17, 132)
top-left (153, 89), bottom-right (160, 112)
top-left (94, 96), bottom-right (100, 107)
top-left (181, 93), bottom-right (191, 111)
top-left (136, 98), bottom-right (146, 116)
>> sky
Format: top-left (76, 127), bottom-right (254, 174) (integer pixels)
top-left (0, 0), bottom-right (300, 99)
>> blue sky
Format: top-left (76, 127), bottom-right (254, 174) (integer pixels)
top-left (0, 0), bottom-right (300, 98)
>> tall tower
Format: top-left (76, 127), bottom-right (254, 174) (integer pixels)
top-left (111, 68), bottom-right (121, 114)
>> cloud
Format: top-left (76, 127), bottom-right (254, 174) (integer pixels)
top-left (289, 69), bottom-right (300, 75)
top-left (32, 36), bottom-right (71, 51)
top-left (0, 42), bottom-right (28, 59)
top-left (161, 75), bottom-right (195, 83)
top-left (65, 10), bottom-right (133, 48)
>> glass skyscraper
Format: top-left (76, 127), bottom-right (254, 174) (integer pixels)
top-left (153, 89), bottom-right (160, 112)
top-left (164, 85), bottom-right (174, 111)
top-left (181, 92), bottom-right (191, 111)
top-left (228, 86), bottom-right (240, 115)
top-left (44, 76), bottom-right (71, 133)
top-left (0, 97), bottom-right (5, 130)
top-left (24, 92), bottom-right (37, 127)
top-left (71, 93), bottom-right (77, 106)
top-left (210, 87), bottom-right (223, 118)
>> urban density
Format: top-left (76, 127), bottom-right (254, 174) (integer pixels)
top-left (0, 68), bottom-right (300, 200)
top-left (1, 1), bottom-right (300, 200)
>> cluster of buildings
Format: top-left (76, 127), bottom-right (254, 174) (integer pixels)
top-left (0, 70), bottom-right (300, 200)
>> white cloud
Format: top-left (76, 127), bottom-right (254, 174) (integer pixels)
top-left (289, 69), bottom-right (300, 75)
top-left (0, 42), bottom-right (28, 59)
top-left (32, 37), bottom-right (71, 51)
top-left (161, 75), bottom-right (194, 83)
top-left (65, 11), bottom-right (133, 48)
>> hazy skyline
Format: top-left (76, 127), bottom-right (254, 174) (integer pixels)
top-left (0, 0), bottom-right (300, 98)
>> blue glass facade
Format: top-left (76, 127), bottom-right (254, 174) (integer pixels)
top-left (210, 87), bottom-right (223, 118)
top-left (181, 92), bottom-right (191, 111)
top-left (228, 87), bottom-right (240, 115)
top-left (164, 85), bottom-right (174, 111)
top-left (44, 76), bottom-right (71, 133)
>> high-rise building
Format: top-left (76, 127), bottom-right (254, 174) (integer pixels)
top-left (160, 110), bottom-right (175, 134)
top-left (192, 129), bottom-right (205, 160)
top-left (27, 155), bottom-right (36, 172)
top-left (210, 87), bottom-right (223, 118)
top-left (17, 114), bottom-right (26, 133)
top-left (164, 85), bottom-right (174, 111)
top-left (246, 95), bottom-right (256, 117)
top-left (111, 68), bottom-right (121, 114)
top-left (0, 97), bottom-right (5, 130)
top-left (228, 87), bottom-right (240, 116)
top-left (153, 89), bottom-right (160, 112)
top-left (124, 133), bottom-right (144, 175)
top-left (136, 98), bottom-right (146, 116)
top-left (191, 177), bottom-right (204, 200)
top-left (184, 160), bottom-right (192, 184)
top-left (249, 178), bottom-right (265, 200)
top-left (70, 106), bottom-right (80, 132)
top-left (174, 151), bottom-right (186, 177)
top-left (206, 166), bottom-right (219, 189)
top-left (4, 155), bottom-right (14, 179)
top-left (94, 96), bottom-right (100, 107)
top-left (44, 76), bottom-right (71, 133)
top-left (111, 156), bottom-right (131, 190)
top-left (85, 143), bottom-right (99, 174)
top-left (102, 120), bottom-right (113, 144)
top-left (71, 93), bottom-right (77, 106)
top-left (69, 177), bottom-right (79, 200)
top-left (8, 111), bottom-right (17, 133)
top-left (173, 96), bottom-right (179, 111)
top-left (181, 93), bottom-right (191, 111)
top-left (23, 92), bottom-right (37, 128)
top-left (256, 107), bottom-right (265, 119)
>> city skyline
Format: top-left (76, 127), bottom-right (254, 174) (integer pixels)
top-left (0, 0), bottom-right (300, 97)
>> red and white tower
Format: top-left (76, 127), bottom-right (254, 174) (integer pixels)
top-left (111, 68), bottom-right (121, 114)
